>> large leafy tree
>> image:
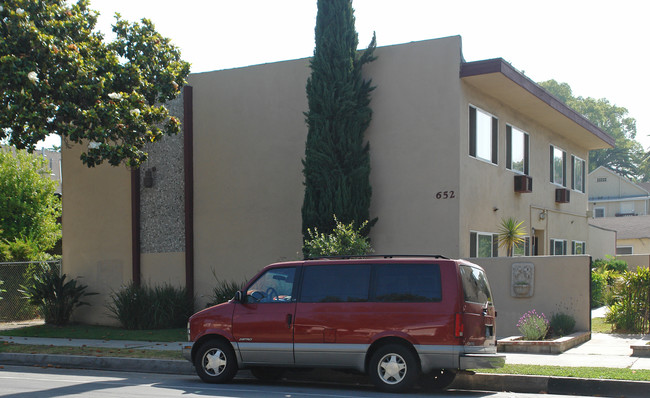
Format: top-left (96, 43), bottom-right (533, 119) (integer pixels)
top-left (302, 0), bottom-right (377, 240)
top-left (0, 0), bottom-right (190, 167)
top-left (0, 149), bottom-right (61, 258)
top-left (539, 80), bottom-right (644, 180)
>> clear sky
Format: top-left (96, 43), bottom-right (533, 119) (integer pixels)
top-left (40, 0), bottom-right (649, 150)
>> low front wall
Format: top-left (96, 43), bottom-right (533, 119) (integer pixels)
top-left (616, 254), bottom-right (650, 272)
top-left (468, 255), bottom-right (591, 338)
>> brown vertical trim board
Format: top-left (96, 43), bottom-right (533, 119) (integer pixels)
top-left (131, 168), bottom-right (141, 286)
top-left (183, 86), bottom-right (195, 298)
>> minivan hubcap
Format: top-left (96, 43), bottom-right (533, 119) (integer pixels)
top-left (203, 348), bottom-right (227, 376)
top-left (378, 354), bottom-right (407, 384)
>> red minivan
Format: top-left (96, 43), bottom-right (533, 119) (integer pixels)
top-left (183, 255), bottom-right (504, 392)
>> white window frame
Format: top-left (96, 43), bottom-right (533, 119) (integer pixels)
top-left (572, 241), bottom-right (586, 255)
top-left (550, 238), bottom-right (567, 255)
top-left (594, 207), bottom-right (605, 218)
top-left (550, 145), bottom-right (567, 187)
top-left (571, 155), bottom-right (586, 193)
top-left (469, 105), bottom-right (498, 165)
top-left (506, 125), bottom-right (529, 175)
top-left (470, 231), bottom-right (498, 258)
top-left (616, 246), bottom-right (633, 255)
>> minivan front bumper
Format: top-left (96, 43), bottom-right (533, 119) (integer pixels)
top-left (459, 353), bottom-right (505, 369)
top-left (182, 342), bottom-right (193, 362)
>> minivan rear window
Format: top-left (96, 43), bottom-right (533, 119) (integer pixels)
top-left (459, 264), bottom-right (493, 304)
top-left (375, 264), bottom-right (442, 302)
top-left (300, 265), bottom-right (371, 303)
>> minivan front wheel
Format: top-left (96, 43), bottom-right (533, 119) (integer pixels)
top-left (195, 340), bottom-right (238, 383)
top-left (369, 344), bottom-right (420, 392)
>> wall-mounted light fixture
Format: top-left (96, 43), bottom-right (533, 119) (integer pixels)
top-left (143, 167), bottom-right (156, 188)
top-left (538, 210), bottom-right (547, 220)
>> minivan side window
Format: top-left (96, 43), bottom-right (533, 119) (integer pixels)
top-left (246, 267), bottom-right (296, 303)
top-left (300, 265), bottom-right (371, 303)
top-left (459, 265), bottom-right (493, 304)
top-left (375, 264), bottom-right (442, 302)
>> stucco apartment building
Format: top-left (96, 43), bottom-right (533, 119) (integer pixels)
top-left (62, 36), bottom-right (613, 322)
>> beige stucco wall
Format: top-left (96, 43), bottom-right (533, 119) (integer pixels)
top-left (140, 252), bottom-right (186, 287)
top-left (62, 145), bottom-right (132, 325)
top-left (364, 36), bottom-right (462, 256)
top-left (470, 256), bottom-right (591, 338)
top-left (587, 225), bottom-right (616, 260)
top-left (459, 82), bottom-right (591, 257)
top-left (189, 60), bottom-right (309, 307)
top-left (616, 254), bottom-right (650, 271)
top-left (616, 238), bottom-right (650, 255)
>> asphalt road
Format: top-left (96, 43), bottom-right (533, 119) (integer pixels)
top-left (0, 365), bottom-right (605, 398)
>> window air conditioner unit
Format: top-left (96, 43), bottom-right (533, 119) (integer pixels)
top-left (555, 188), bottom-right (570, 203)
top-left (514, 175), bottom-right (533, 193)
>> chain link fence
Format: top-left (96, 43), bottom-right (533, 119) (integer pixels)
top-left (0, 260), bottom-right (61, 322)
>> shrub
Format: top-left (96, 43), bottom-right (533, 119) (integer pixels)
top-left (303, 216), bottom-right (373, 258)
top-left (206, 278), bottom-right (246, 307)
top-left (593, 256), bottom-right (628, 273)
top-left (0, 279), bottom-right (4, 300)
top-left (550, 313), bottom-right (576, 336)
top-left (517, 310), bottom-right (549, 340)
top-left (591, 271), bottom-right (607, 308)
top-left (20, 263), bottom-right (96, 325)
top-left (605, 268), bottom-right (650, 333)
top-left (108, 282), bottom-right (195, 330)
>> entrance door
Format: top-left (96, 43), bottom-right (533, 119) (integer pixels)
top-left (232, 267), bottom-right (297, 365)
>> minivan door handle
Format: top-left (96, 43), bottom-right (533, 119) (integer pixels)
top-left (286, 314), bottom-right (293, 328)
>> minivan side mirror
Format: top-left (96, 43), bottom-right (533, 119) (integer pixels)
top-left (234, 291), bottom-right (244, 303)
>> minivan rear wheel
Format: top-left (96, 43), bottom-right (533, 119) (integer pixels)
top-left (369, 344), bottom-right (420, 392)
top-left (194, 340), bottom-right (238, 383)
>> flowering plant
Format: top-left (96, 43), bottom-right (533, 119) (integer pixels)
top-left (517, 310), bottom-right (549, 340)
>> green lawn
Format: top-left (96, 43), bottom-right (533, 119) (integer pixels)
top-left (592, 317), bottom-right (613, 333)
top-left (474, 364), bottom-right (650, 382)
top-left (1, 324), bottom-right (186, 342)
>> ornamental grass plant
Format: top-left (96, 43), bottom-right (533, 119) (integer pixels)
top-left (517, 310), bottom-right (549, 340)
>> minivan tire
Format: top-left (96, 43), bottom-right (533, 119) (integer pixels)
top-left (369, 344), bottom-right (420, 392)
top-left (195, 340), bottom-right (238, 383)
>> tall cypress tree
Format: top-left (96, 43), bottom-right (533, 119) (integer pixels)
top-left (302, 0), bottom-right (377, 241)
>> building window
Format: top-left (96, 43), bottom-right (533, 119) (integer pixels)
top-left (597, 177), bottom-right (607, 183)
top-left (513, 236), bottom-right (531, 256)
top-left (550, 239), bottom-right (567, 255)
top-left (469, 106), bottom-right (498, 164)
top-left (594, 207), bottom-right (605, 218)
top-left (470, 231), bottom-right (498, 257)
top-left (616, 246), bottom-right (633, 255)
top-left (506, 125), bottom-right (529, 174)
top-left (572, 241), bottom-right (586, 255)
top-left (571, 156), bottom-right (585, 193)
top-left (550, 145), bottom-right (567, 186)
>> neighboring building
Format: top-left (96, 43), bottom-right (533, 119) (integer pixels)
top-left (62, 36), bottom-right (614, 323)
top-left (590, 215), bottom-right (650, 255)
top-left (588, 166), bottom-right (650, 218)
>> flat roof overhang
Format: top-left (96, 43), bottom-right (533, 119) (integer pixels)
top-left (460, 58), bottom-right (615, 150)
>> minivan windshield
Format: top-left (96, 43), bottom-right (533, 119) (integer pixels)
top-left (459, 265), bottom-right (493, 304)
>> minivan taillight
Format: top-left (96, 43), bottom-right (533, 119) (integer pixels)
top-left (455, 313), bottom-right (464, 337)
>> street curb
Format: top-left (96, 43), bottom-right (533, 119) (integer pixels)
top-left (2, 353), bottom-right (650, 397)
top-left (453, 372), bottom-right (650, 398)
top-left (0, 353), bottom-right (195, 375)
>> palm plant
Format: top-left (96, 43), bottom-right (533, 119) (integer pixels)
top-left (497, 217), bottom-right (526, 257)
